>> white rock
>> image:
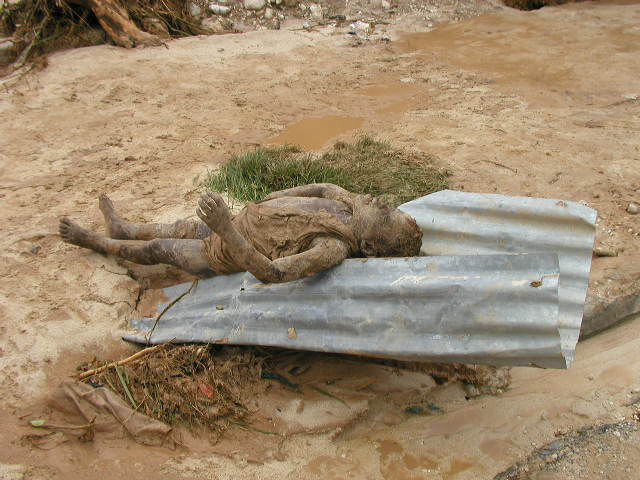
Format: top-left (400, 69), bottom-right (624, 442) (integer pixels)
top-left (189, 2), bottom-right (203, 17)
top-left (349, 20), bottom-right (372, 35)
top-left (381, 0), bottom-right (391, 9)
top-left (202, 17), bottom-right (228, 33)
top-left (309, 3), bottom-right (323, 19)
top-left (264, 7), bottom-right (274, 18)
top-left (209, 3), bottom-right (230, 14)
top-left (627, 203), bottom-right (639, 214)
top-left (243, 0), bottom-right (266, 9)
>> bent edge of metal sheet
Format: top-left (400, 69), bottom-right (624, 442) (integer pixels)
top-left (125, 253), bottom-right (564, 368)
top-left (399, 190), bottom-right (596, 367)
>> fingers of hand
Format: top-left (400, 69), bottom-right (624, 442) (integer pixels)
top-left (200, 192), bottom-right (226, 212)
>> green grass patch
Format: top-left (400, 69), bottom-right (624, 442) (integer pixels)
top-left (203, 136), bottom-right (450, 206)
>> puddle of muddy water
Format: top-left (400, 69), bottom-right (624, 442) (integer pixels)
top-left (268, 115), bottom-right (365, 150)
top-left (396, 7), bottom-right (640, 108)
top-left (268, 82), bottom-right (420, 149)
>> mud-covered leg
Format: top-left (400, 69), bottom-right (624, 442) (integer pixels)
top-left (99, 194), bottom-right (211, 240)
top-left (60, 217), bottom-right (212, 276)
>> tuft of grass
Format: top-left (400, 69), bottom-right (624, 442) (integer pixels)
top-left (204, 145), bottom-right (351, 203)
top-left (203, 136), bottom-right (450, 206)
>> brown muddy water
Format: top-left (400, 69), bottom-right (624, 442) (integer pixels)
top-left (267, 82), bottom-right (420, 149)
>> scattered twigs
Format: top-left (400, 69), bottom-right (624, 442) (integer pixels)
top-left (31, 419), bottom-right (95, 430)
top-left (228, 420), bottom-right (279, 435)
top-left (309, 385), bottom-right (349, 407)
top-left (146, 279), bottom-right (197, 344)
top-left (78, 344), bottom-right (166, 379)
top-left (32, 417), bottom-right (96, 442)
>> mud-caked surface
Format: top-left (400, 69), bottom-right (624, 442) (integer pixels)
top-left (1, 0), bottom-right (640, 478)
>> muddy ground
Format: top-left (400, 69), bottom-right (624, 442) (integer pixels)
top-left (1, 0), bottom-right (640, 478)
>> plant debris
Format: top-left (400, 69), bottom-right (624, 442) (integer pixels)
top-left (78, 344), bottom-right (267, 438)
top-left (0, 0), bottom-right (208, 71)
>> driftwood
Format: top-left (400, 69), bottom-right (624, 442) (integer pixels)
top-left (78, 344), bottom-right (166, 379)
top-left (67, 0), bottom-right (162, 48)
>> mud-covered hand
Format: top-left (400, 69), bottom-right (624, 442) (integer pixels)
top-left (196, 192), bottom-right (233, 234)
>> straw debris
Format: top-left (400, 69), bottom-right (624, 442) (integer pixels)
top-left (78, 345), bottom-right (267, 438)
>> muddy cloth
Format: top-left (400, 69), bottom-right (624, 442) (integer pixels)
top-left (204, 201), bottom-right (359, 274)
top-left (49, 381), bottom-right (174, 447)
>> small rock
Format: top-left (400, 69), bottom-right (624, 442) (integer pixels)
top-left (627, 203), bottom-right (639, 214)
top-left (202, 17), bottom-right (232, 33)
top-left (244, 0), bottom-right (266, 9)
top-left (381, 0), bottom-right (391, 8)
top-left (349, 20), bottom-right (372, 35)
top-left (539, 440), bottom-right (564, 456)
top-left (308, 3), bottom-right (323, 19)
top-left (216, 305), bottom-right (224, 310)
top-left (302, 21), bottom-right (311, 29)
top-left (463, 383), bottom-right (481, 398)
top-left (593, 246), bottom-right (618, 257)
top-left (264, 7), bottom-right (274, 19)
top-left (209, 3), bottom-right (230, 14)
top-left (189, 2), bottom-right (203, 18)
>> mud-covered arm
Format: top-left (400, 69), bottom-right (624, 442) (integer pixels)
top-left (197, 193), bottom-right (349, 283)
top-left (263, 183), bottom-right (353, 203)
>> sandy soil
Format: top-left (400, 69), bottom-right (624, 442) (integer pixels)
top-left (1, 0), bottom-right (639, 478)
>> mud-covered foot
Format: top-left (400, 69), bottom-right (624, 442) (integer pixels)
top-left (99, 193), bottom-right (132, 239)
top-left (196, 192), bottom-right (233, 233)
top-left (59, 217), bottom-right (107, 254)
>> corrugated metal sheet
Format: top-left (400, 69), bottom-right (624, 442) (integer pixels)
top-left (125, 253), bottom-right (565, 368)
top-left (399, 190), bottom-right (597, 367)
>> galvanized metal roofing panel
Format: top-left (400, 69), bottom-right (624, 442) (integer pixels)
top-left (399, 190), bottom-right (597, 367)
top-left (125, 253), bottom-right (564, 368)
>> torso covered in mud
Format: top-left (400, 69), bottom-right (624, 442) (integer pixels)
top-left (204, 197), bottom-right (359, 274)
